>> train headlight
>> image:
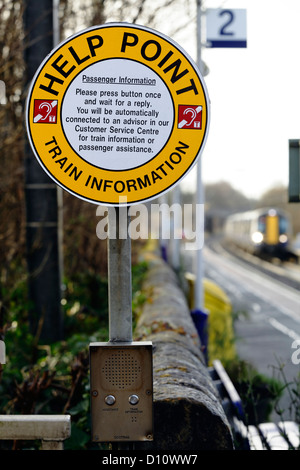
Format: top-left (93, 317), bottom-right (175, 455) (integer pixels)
top-left (252, 231), bottom-right (264, 244)
top-left (279, 234), bottom-right (288, 243)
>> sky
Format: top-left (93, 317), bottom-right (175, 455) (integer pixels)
top-left (174, 0), bottom-right (300, 199)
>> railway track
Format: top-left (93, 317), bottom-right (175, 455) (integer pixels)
top-left (206, 235), bottom-right (300, 292)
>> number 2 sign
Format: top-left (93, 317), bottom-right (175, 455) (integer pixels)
top-left (206, 9), bottom-right (247, 48)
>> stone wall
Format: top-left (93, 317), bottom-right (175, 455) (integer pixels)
top-left (134, 250), bottom-right (234, 450)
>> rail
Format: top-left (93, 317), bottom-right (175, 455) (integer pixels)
top-left (0, 415), bottom-right (71, 450)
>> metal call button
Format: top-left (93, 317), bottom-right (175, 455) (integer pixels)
top-left (129, 394), bottom-right (139, 405)
top-left (105, 394), bottom-right (116, 406)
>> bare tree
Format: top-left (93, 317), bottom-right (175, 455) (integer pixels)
top-left (0, 0), bottom-right (26, 298)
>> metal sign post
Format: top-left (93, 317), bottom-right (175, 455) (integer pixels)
top-left (206, 8), bottom-right (247, 48)
top-left (25, 23), bottom-right (209, 207)
top-left (108, 206), bottom-right (132, 343)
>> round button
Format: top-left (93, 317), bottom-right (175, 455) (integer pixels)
top-left (129, 394), bottom-right (139, 405)
top-left (105, 395), bottom-right (116, 405)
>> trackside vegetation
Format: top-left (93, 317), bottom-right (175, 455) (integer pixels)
top-left (0, 258), bottom-right (148, 450)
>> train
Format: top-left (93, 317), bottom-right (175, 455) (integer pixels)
top-left (224, 207), bottom-right (295, 261)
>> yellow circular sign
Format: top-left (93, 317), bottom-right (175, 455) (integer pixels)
top-left (26, 23), bottom-right (210, 206)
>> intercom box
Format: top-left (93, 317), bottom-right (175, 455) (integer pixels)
top-left (89, 341), bottom-right (153, 442)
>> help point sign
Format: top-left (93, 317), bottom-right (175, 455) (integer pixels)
top-left (26, 23), bottom-right (210, 206)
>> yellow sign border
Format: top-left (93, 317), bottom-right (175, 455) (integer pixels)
top-left (26, 23), bottom-right (210, 206)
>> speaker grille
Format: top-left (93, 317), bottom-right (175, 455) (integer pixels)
top-left (101, 349), bottom-right (142, 389)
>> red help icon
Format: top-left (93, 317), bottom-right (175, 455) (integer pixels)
top-left (178, 105), bottom-right (202, 129)
top-left (33, 100), bottom-right (58, 123)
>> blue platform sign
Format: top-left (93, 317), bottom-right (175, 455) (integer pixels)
top-left (206, 9), bottom-right (247, 48)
